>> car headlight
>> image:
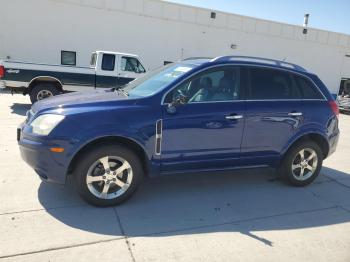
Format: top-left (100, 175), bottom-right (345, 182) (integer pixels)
top-left (30, 114), bottom-right (65, 135)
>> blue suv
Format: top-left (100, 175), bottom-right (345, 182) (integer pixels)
top-left (18, 56), bottom-right (340, 206)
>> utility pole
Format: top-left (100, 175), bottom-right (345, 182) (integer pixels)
top-left (303, 14), bottom-right (309, 34)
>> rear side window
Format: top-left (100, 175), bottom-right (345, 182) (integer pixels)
top-left (61, 50), bottom-right (76, 66)
top-left (294, 75), bottom-right (324, 99)
top-left (101, 54), bottom-right (115, 71)
top-left (247, 67), bottom-right (300, 100)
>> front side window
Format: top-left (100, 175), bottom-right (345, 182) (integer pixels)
top-left (294, 75), bottom-right (324, 99)
top-left (61, 51), bottom-right (76, 66)
top-left (121, 57), bottom-right (145, 73)
top-left (247, 67), bottom-right (300, 100)
top-left (101, 54), bottom-right (115, 71)
top-left (164, 66), bottom-right (240, 103)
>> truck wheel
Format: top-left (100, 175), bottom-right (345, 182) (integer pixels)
top-left (30, 83), bottom-right (60, 103)
top-left (74, 144), bottom-right (144, 207)
top-left (280, 141), bottom-right (323, 186)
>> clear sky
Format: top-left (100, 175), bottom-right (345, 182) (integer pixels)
top-left (166, 0), bottom-right (350, 35)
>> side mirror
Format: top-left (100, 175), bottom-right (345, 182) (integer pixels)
top-left (166, 103), bottom-right (177, 114)
top-left (166, 94), bottom-right (188, 114)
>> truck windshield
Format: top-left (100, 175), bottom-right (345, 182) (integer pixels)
top-left (123, 63), bottom-right (195, 97)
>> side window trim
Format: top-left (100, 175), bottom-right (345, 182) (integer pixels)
top-left (163, 65), bottom-right (242, 104)
top-left (161, 63), bottom-right (326, 104)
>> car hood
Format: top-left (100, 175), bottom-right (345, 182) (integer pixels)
top-left (31, 89), bottom-right (129, 113)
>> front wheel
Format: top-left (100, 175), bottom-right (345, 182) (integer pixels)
top-left (280, 141), bottom-right (323, 186)
top-left (74, 145), bottom-right (143, 206)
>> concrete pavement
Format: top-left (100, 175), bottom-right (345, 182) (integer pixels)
top-left (0, 90), bottom-right (350, 261)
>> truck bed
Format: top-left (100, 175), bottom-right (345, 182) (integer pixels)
top-left (0, 60), bottom-right (95, 90)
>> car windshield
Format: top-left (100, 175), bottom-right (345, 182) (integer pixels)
top-left (122, 63), bottom-right (196, 97)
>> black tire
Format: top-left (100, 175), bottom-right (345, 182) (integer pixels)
top-left (29, 83), bottom-right (60, 103)
top-left (279, 140), bottom-right (323, 186)
top-left (74, 144), bottom-right (143, 207)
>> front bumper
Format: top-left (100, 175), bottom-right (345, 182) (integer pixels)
top-left (18, 128), bottom-right (74, 184)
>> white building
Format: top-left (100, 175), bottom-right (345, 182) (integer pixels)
top-left (1, 0), bottom-right (349, 94)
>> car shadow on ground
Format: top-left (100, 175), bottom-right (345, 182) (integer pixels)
top-left (9, 103), bottom-right (31, 116)
top-left (37, 167), bottom-right (350, 246)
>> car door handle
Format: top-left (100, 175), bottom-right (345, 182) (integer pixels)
top-left (288, 112), bottom-right (303, 117)
top-left (225, 114), bottom-right (243, 120)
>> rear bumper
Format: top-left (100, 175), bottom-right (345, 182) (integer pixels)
top-left (1, 80), bottom-right (27, 94)
top-left (328, 131), bottom-right (339, 157)
top-left (326, 117), bottom-right (340, 158)
top-left (0, 80), bottom-right (6, 89)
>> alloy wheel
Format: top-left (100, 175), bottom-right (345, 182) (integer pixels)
top-left (86, 156), bottom-right (133, 199)
top-left (291, 148), bottom-right (318, 181)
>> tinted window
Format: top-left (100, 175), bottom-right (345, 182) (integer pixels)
top-left (61, 51), bottom-right (76, 66)
top-left (164, 66), bottom-right (240, 103)
top-left (247, 67), bottom-right (300, 100)
top-left (294, 75), bottom-right (324, 99)
top-left (101, 54), bottom-right (115, 71)
top-left (121, 57), bottom-right (145, 73)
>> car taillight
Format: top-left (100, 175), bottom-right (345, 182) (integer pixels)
top-left (329, 100), bottom-right (339, 117)
top-left (0, 66), bottom-right (4, 78)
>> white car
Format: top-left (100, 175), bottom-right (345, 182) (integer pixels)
top-left (0, 51), bottom-right (146, 103)
top-left (338, 96), bottom-right (350, 113)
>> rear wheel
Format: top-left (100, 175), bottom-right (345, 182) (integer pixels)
top-left (280, 141), bottom-right (323, 186)
top-left (74, 145), bottom-right (143, 206)
top-left (30, 83), bottom-right (60, 103)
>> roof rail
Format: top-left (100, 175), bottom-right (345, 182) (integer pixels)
top-left (211, 56), bottom-right (307, 72)
top-left (183, 57), bottom-right (213, 61)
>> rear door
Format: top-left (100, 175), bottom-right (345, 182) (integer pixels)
top-left (241, 66), bottom-right (303, 166)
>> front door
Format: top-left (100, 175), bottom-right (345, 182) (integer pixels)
top-left (160, 66), bottom-right (245, 173)
top-left (117, 56), bottom-right (146, 86)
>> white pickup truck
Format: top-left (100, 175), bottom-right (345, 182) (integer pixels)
top-left (0, 51), bottom-right (146, 103)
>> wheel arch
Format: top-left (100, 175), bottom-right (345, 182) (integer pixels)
top-left (27, 76), bottom-right (63, 93)
top-left (67, 135), bottom-right (150, 177)
top-left (283, 132), bottom-right (330, 160)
